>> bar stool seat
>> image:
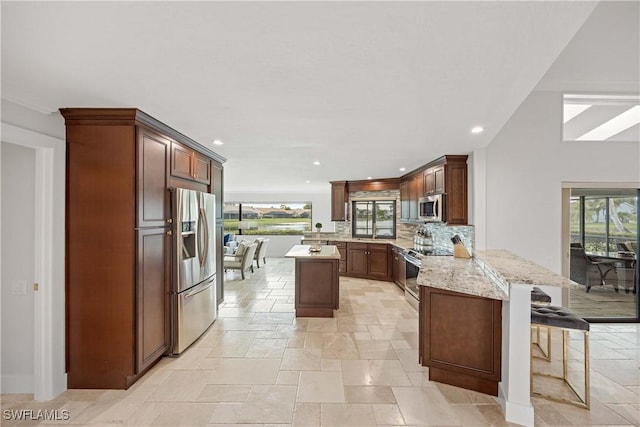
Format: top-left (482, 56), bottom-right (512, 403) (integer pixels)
top-left (530, 305), bottom-right (590, 409)
top-left (531, 286), bottom-right (552, 304)
top-left (530, 287), bottom-right (552, 360)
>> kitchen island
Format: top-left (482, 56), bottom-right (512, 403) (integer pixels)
top-left (285, 245), bottom-right (341, 317)
top-left (417, 250), bottom-right (579, 427)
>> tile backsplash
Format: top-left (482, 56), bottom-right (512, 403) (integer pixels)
top-left (419, 222), bottom-right (475, 254)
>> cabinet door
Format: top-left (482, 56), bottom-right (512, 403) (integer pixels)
top-left (212, 162), bottom-right (223, 219)
top-left (423, 169), bottom-right (435, 195)
top-left (347, 243), bottom-right (368, 275)
top-left (138, 129), bottom-right (169, 228)
top-left (434, 166), bottom-right (445, 194)
top-left (331, 182), bottom-right (347, 221)
top-left (420, 286), bottom-right (501, 395)
top-left (444, 163), bottom-right (468, 225)
top-left (392, 247), bottom-right (404, 286)
top-left (192, 152), bottom-right (211, 185)
top-left (400, 180), bottom-right (410, 220)
top-left (136, 227), bottom-right (170, 373)
top-left (329, 241), bottom-right (348, 273)
top-left (409, 174), bottom-right (421, 219)
top-left (170, 142), bottom-right (193, 181)
top-left (368, 244), bottom-right (389, 279)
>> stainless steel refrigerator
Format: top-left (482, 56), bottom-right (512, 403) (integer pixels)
top-left (171, 188), bottom-right (217, 354)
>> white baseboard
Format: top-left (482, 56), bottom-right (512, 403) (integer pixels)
top-left (498, 384), bottom-right (534, 427)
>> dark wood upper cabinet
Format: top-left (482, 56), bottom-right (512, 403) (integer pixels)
top-left (170, 141), bottom-right (211, 185)
top-left (433, 166), bottom-right (445, 194)
top-left (330, 181), bottom-right (347, 221)
top-left (60, 108), bottom-right (225, 389)
top-left (137, 128), bottom-right (170, 228)
top-left (400, 180), bottom-right (410, 220)
top-left (212, 163), bottom-right (224, 219)
top-left (399, 154), bottom-right (468, 225)
top-left (444, 159), bottom-right (468, 225)
top-left (423, 169), bottom-right (435, 195)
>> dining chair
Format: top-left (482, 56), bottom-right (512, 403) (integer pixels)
top-left (569, 244), bottom-right (617, 292)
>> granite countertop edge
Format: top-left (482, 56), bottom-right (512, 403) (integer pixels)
top-left (301, 236), bottom-right (415, 250)
top-left (417, 249), bottom-right (580, 301)
top-left (417, 256), bottom-right (509, 301)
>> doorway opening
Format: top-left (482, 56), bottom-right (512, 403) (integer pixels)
top-left (563, 185), bottom-right (639, 321)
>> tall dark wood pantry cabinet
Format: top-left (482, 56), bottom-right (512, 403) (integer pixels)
top-left (62, 108), bottom-right (225, 389)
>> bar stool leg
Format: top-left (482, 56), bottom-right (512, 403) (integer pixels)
top-left (531, 326), bottom-right (590, 409)
top-left (532, 325), bottom-right (551, 361)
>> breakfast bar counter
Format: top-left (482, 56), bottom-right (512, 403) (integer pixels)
top-left (417, 250), bottom-right (579, 427)
top-left (285, 245), bottom-right (341, 317)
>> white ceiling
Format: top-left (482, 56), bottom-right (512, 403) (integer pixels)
top-left (2, 1), bottom-right (638, 193)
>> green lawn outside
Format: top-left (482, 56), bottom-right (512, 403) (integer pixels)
top-left (223, 217), bottom-right (311, 235)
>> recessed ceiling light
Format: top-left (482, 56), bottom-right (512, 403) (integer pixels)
top-left (471, 126), bottom-right (484, 134)
top-left (313, 161), bottom-right (320, 166)
top-left (306, 180), bottom-right (311, 184)
top-left (213, 139), bottom-right (224, 145)
top-left (399, 167), bottom-right (406, 172)
top-left (367, 176), bottom-right (372, 180)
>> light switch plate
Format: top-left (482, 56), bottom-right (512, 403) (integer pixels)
top-left (11, 280), bottom-right (27, 296)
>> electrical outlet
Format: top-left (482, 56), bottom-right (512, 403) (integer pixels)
top-left (11, 280), bottom-right (27, 296)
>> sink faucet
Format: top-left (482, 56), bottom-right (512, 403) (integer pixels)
top-left (372, 224), bottom-right (377, 239)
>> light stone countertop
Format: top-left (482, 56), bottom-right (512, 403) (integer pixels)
top-left (284, 245), bottom-right (342, 260)
top-left (474, 249), bottom-right (579, 288)
top-left (301, 236), bottom-right (415, 251)
top-left (417, 249), bottom-right (581, 302)
top-left (417, 256), bottom-right (509, 301)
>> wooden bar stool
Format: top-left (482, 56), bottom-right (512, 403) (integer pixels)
top-left (530, 305), bottom-right (590, 409)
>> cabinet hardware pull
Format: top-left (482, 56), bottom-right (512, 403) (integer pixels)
top-left (167, 218), bottom-right (173, 224)
top-left (167, 230), bottom-right (173, 235)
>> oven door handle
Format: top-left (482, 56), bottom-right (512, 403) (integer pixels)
top-left (404, 254), bottom-right (422, 267)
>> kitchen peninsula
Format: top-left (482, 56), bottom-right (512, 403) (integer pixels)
top-left (417, 249), bottom-right (579, 427)
top-left (285, 245), bottom-right (341, 317)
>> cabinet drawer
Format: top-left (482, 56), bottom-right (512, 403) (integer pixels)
top-left (348, 242), bottom-right (368, 250)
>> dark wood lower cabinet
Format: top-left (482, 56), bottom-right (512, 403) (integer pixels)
top-left (136, 228), bottom-right (170, 376)
top-left (294, 258), bottom-right (339, 317)
top-left (344, 242), bottom-right (391, 281)
top-left (419, 286), bottom-right (502, 396)
top-left (328, 241), bottom-right (347, 273)
top-left (347, 243), bottom-right (369, 276)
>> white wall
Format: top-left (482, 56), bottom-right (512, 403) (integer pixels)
top-left (224, 189), bottom-right (332, 257)
top-left (483, 90), bottom-right (640, 272)
top-left (1, 142), bottom-right (36, 392)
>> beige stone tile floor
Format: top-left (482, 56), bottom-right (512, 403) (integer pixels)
top-left (2, 257), bottom-right (639, 426)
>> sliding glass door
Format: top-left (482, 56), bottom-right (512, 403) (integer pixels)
top-left (568, 188), bottom-right (638, 321)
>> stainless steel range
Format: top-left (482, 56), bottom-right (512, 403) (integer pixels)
top-left (403, 248), bottom-right (452, 309)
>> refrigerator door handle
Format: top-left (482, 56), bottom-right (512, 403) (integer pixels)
top-left (200, 207), bottom-right (209, 266)
top-left (196, 208), bottom-right (204, 267)
top-left (185, 277), bottom-right (215, 299)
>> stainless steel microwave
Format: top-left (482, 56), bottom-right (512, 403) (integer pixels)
top-left (419, 194), bottom-right (444, 222)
